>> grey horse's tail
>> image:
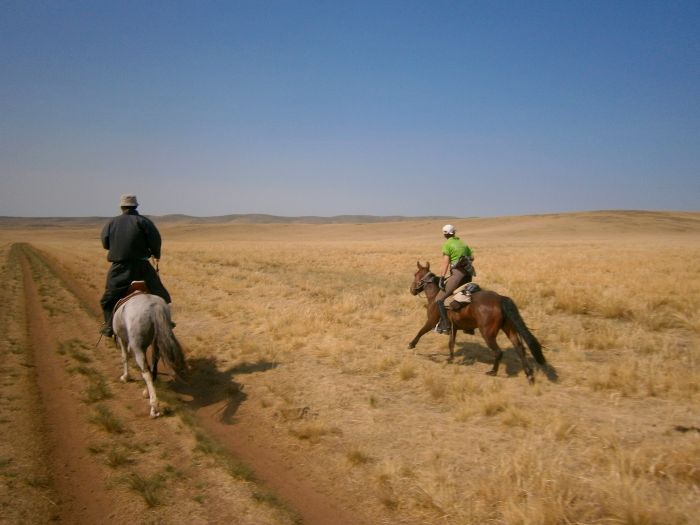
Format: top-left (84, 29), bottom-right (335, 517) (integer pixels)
top-left (153, 303), bottom-right (187, 379)
top-left (501, 296), bottom-right (546, 365)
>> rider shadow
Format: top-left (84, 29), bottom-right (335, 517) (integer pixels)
top-left (169, 357), bottom-right (277, 424)
top-left (453, 341), bottom-right (560, 383)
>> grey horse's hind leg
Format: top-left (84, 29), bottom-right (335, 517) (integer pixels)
top-left (117, 337), bottom-right (130, 383)
top-left (151, 344), bottom-right (160, 382)
top-left (132, 344), bottom-right (161, 418)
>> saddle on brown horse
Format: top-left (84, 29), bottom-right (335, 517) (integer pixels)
top-left (447, 282), bottom-right (482, 310)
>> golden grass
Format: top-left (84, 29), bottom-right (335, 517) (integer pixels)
top-left (3, 211), bottom-right (698, 524)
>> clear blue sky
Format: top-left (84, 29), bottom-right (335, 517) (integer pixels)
top-left (1, 1), bottom-right (698, 217)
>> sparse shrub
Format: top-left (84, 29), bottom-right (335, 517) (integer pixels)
top-left (347, 448), bottom-right (372, 465)
top-left (399, 362), bottom-right (416, 380)
top-left (500, 406), bottom-right (531, 428)
top-left (123, 472), bottom-right (165, 507)
top-left (225, 457), bottom-right (256, 482)
top-left (422, 372), bottom-right (447, 400)
top-left (289, 421), bottom-right (337, 443)
top-left (482, 393), bottom-right (509, 416)
top-left (25, 476), bottom-right (51, 488)
top-left (106, 447), bottom-right (133, 468)
top-left (84, 376), bottom-right (112, 403)
top-left (90, 404), bottom-right (125, 434)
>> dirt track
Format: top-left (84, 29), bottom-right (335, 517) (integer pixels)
top-left (1, 243), bottom-right (362, 525)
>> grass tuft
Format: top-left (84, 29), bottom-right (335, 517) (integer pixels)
top-left (90, 404), bottom-right (126, 434)
top-left (83, 376), bottom-right (112, 403)
top-left (123, 472), bottom-right (165, 507)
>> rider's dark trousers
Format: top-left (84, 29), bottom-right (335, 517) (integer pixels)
top-left (100, 259), bottom-right (171, 322)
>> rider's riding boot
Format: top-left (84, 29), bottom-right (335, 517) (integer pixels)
top-left (435, 301), bottom-right (451, 334)
top-left (168, 305), bottom-right (176, 329)
top-left (100, 310), bottom-right (114, 338)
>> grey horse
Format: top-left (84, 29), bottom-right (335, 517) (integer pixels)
top-left (112, 293), bottom-right (187, 418)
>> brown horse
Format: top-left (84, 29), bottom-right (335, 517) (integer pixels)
top-left (409, 261), bottom-right (545, 383)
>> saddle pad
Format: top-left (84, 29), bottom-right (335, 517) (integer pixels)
top-left (446, 282), bottom-right (481, 304)
top-left (113, 289), bottom-right (148, 312)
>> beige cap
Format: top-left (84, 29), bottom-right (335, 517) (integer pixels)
top-left (119, 194), bottom-right (138, 207)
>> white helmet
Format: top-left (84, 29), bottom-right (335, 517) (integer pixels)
top-left (442, 224), bottom-right (456, 235)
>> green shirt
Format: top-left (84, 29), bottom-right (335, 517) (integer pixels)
top-left (442, 236), bottom-right (472, 265)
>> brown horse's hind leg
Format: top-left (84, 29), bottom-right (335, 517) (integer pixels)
top-left (482, 334), bottom-right (504, 376)
top-left (504, 325), bottom-right (535, 384)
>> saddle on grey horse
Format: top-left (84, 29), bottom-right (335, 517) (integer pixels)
top-left (113, 281), bottom-right (150, 312)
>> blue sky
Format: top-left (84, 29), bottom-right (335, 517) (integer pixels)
top-left (1, 1), bottom-right (698, 217)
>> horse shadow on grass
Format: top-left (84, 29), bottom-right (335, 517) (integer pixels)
top-left (427, 339), bottom-right (559, 382)
top-left (168, 357), bottom-right (277, 424)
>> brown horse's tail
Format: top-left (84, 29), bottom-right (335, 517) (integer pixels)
top-left (501, 297), bottom-right (546, 365)
top-left (153, 303), bottom-right (188, 380)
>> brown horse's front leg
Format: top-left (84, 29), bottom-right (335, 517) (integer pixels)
top-left (408, 303), bottom-right (440, 349)
top-left (408, 322), bottom-right (433, 349)
top-left (448, 324), bottom-right (457, 362)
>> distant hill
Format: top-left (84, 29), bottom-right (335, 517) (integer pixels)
top-left (0, 214), bottom-right (457, 228)
top-left (156, 213), bottom-right (459, 224)
top-left (1, 211), bottom-right (698, 236)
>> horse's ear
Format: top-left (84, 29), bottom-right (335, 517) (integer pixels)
top-left (426, 261), bottom-right (430, 270)
top-left (416, 261), bottom-right (422, 269)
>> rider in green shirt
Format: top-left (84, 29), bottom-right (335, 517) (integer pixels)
top-left (435, 224), bottom-right (475, 333)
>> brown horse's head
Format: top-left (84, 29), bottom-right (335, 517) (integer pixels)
top-left (410, 261), bottom-right (435, 295)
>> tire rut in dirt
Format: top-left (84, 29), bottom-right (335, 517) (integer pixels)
top-left (22, 242), bottom-right (367, 525)
top-left (17, 244), bottom-right (124, 523)
top-left (0, 244), bottom-right (59, 523)
top-left (12, 243), bottom-right (303, 524)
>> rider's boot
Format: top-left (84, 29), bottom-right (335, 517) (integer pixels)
top-left (168, 304), bottom-right (176, 329)
top-left (435, 301), bottom-right (451, 334)
top-left (100, 310), bottom-right (114, 338)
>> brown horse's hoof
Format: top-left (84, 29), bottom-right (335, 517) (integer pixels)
top-left (485, 370), bottom-right (497, 376)
top-left (407, 343), bottom-right (416, 349)
top-left (527, 374), bottom-right (535, 385)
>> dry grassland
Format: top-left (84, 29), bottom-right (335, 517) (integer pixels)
top-left (2, 211), bottom-right (699, 524)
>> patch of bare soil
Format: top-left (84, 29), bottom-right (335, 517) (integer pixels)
top-left (1, 243), bottom-right (365, 525)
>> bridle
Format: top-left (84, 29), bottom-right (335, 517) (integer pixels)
top-left (410, 271), bottom-right (437, 295)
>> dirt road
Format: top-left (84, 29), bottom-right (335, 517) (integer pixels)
top-left (1, 243), bottom-right (362, 525)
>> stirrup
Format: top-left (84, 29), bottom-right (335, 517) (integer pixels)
top-left (100, 324), bottom-right (114, 337)
top-left (433, 323), bottom-right (450, 335)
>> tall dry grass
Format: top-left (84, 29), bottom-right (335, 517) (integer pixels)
top-left (7, 214), bottom-right (699, 524)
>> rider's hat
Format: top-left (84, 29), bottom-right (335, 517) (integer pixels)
top-left (120, 194), bottom-right (139, 207)
top-left (442, 224), bottom-right (456, 235)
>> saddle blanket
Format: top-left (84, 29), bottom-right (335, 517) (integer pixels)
top-left (447, 282), bottom-right (481, 310)
top-left (113, 281), bottom-right (150, 312)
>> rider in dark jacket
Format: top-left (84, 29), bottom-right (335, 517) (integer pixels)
top-left (99, 194), bottom-right (172, 337)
